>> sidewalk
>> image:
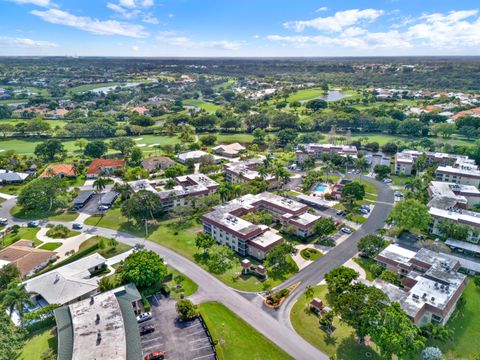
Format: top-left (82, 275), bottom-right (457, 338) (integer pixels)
top-left (36, 227), bottom-right (94, 260)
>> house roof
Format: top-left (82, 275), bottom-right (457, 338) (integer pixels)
top-left (141, 156), bottom-right (176, 170)
top-left (86, 159), bottom-right (125, 175)
top-left (22, 253), bottom-right (106, 305)
top-left (41, 164), bottom-right (75, 178)
top-left (213, 142), bottom-right (246, 155)
top-left (0, 170), bottom-right (30, 182)
top-left (0, 240), bottom-right (56, 277)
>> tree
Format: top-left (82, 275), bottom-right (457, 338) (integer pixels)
top-left (0, 264), bottom-right (20, 290)
top-left (34, 139), bottom-right (66, 161)
top-left (374, 164), bottom-right (391, 180)
top-left (205, 244), bottom-right (235, 274)
top-left (176, 299), bottom-right (198, 321)
top-left (304, 285), bottom-right (314, 300)
top-left (164, 164), bottom-right (187, 178)
top-left (128, 147), bottom-right (143, 166)
top-left (113, 182), bottom-right (132, 201)
top-left (0, 105), bottom-right (12, 119)
top-left (422, 347), bottom-right (442, 360)
top-left (121, 190), bottom-right (164, 226)
top-left (84, 140), bottom-right (108, 158)
top-left (325, 266), bottom-right (358, 297)
top-left (93, 177), bottom-right (109, 192)
top-left (381, 142), bottom-right (398, 155)
top-left (357, 234), bottom-right (387, 258)
top-left (74, 138), bottom-right (88, 151)
top-left (277, 129), bottom-right (298, 146)
top-left (121, 250), bottom-right (168, 288)
top-left (370, 302), bottom-right (425, 359)
top-left (110, 137), bottom-right (136, 156)
top-left (389, 199), bottom-right (431, 232)
top-left (319, 311), bottom-right (334, 333)
top-left (18, 178), bottom-right (68, 212)
top-left (124, 166), bottom-right (149, 181)
top-left (0, 312), bottom-right (26, 360)
top-left (252, 128), bottom-right (267, 144)
top-left (200, 134), bottom-right (217, 146)
top-left (195, 233), bottom-right (215, 253)
top-left (314, 217), bottom-right (336, 237)
top-left (342, 181), bottom-right (365, 201)
top-left (306, 99), bottom-right (328, 111)
top-left (265, 243), bottom-right (294, 271)
top-left (0, 281), bottom-right (33, 325)
top-left (474, 275), bottom-right (480, 288)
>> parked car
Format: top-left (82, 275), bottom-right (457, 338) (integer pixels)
top-left (140, 324), bottom-right (155, 336)
top-left (336, 210), bottom-right (346, 216)
top-left (383, 178), bottom-right (393, 184)
top-left (98, 205), bottom-right (109, 211)
top-left (137, 312), bottom-right (152, 323)
top-left (144, 352), bottom-right (165, 360)
top-left (394, 191), bottom-right (404, 197)
top-left (0, 218), bottom-right (8, 226)
top-left (360, 204), bottom-right (370, 210)
top-left (341, 227), bottom-right (352, 234)
top-left (27, 220), bottom-right (40, 227)
top-left (72, 223), bottom-right (83, 230)
top-left (360, 208), bottom-right (370, 215)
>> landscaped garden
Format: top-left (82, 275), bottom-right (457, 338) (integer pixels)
top-left (39, 242), bottom-right (62, 251)
top-left (290, 285), bottom-right (381, 359)
top-left (1, 226), bottom-right (41, 247)
top-left (199, 301), bottom-right (292, 360)
top-left (300, 248), bottom-right (323, 261)
top-left (17, 325), bottom-right (57, 360)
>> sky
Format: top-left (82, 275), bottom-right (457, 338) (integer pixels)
top-left (1, 0), bottom-right (480, 57)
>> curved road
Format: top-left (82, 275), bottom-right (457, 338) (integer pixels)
top-left (0, 174), bottom-right (393, 360)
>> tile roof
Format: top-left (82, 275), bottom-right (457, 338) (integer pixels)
top-left (41, 164), bottom-right (75, 178)
top-left (0, 240), bottom-right (56, 277)
top-left (86, 159), bottom-right (125, 175)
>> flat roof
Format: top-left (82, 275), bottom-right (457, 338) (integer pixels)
top-left (437, 165), bottom-right (480, 177)
top-left (73, 191), bottom-right (95, 204)
top-left (446, 238), bottom-right (480, 254)
top-left (249, 229), bottom-right (283, 250)
top-left (429, 207), bottom-right (480, 228)
top-left (377, 244), bottom-right (416, 266)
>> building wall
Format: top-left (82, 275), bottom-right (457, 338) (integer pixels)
top-left (430, 217), bottom-right (480, 243)
top-left (435, 171), bottom-right (480, 187)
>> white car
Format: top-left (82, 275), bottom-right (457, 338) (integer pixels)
top-left (0, 218), bottom-right (8, 225)
top-left (137, 312), bottom-right (152, 323)
top-left (394, 191), bottom-right (404, 197)
top-left (341, 227), bottom-right (352, 234)
top-left (383, 178), bottom-right (393, 184)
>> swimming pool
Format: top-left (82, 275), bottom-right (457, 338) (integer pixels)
top-left (314, 184), bottom-right (328, 192)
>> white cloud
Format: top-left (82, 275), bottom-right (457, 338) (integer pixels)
top-left (0, 36), bottom-right (57, 47)
top-left (284, 9), bottom-right (384, 32)
top-left (132, 45), bottom-right (139, 51)
top-left (119, 0), bottom-right (135, 8)
top-left (168, 13), bottom-right (174, 18)
top-left (142, 13), bottom-right (159, 24)
top-left (31, 8), bottom-right (148, 38)
top-left (315, 7), bottom-right (328, 13)
top-left (5, 0), bottom-right (51, 7)
top-left (107, 2), bottom-right (139, 18)
top-left (157, 33), bottom-right (241, 50)
top-left (141, 0), bottom-right (154, 7)
top-left (406, 10), bottom-right (480, 47)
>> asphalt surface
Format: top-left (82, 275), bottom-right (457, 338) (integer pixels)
top-left (271, 174), bottom-right (395, 329)
top-left (0, 174), bottom-right (393, 360)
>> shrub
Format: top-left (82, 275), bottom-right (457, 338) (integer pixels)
top-left (46, 224), bottom-right (71, 239)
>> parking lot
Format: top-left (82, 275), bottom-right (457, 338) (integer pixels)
top-left (140, 294), bottom-right (216, 360)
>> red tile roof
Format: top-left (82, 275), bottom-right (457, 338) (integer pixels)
top-left (41, 164), bottom-right (75, 177)
top-left (86, 159), bottom-right (125, 175)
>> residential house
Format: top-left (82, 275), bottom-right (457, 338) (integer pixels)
top-left (428, 181), bottom-right (480, 210)
top-left (435, 163), bottom-right (480, 187)
top-left (224, 158), bottom-right (277, 189)
top-left (176, 150), bottom-right (221, 164)
top-left (41, 164), bottom-right (76, 178)
top-left (141, 156), bottom-right (176, 172)
top-left (213, 143), bottom-right (246, 158)
top-left (86, 159), bottom-right (125, 178)
top-left (296, 143), bottom-right (357, 164)
top-left (0, 169), bottom-right (30, 183)
top-left (54, 284), bottom-right (142, 360)
top-left (0, 240), bottom-right (56, 278)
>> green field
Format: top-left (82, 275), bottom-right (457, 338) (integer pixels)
top-left (1, 227), bottom-right (40, 247)
top-left (287, 88), bottom-right (325, 102)
top-left (11, 205), bottom-right (78, 222)
top-left (216, 133), bottom-right (254, 144)
top-left (66, 82), bottom-right (120, 94)
top-left (199, 302), bottom-right (292, 360)
top-left (39, 242), bottom-right (62, 251)
top-left (18, 326), bottom-right (57, 360)
top-left (78, 235), bottom-right (132, 259)
top-left (85, 209), bottom-right (297, 292)
top-left (165, 265), bottom-right (198, 299)
top-left (0, 118), bottom-right (68, 128)
top-left (290, 285), bottom-right (381, 359)
top-left (183, 99), bottom-right (219, 113)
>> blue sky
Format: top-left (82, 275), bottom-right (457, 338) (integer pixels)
top-left (1, 0), bottom-right (480, 56)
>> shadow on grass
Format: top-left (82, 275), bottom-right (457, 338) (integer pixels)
top-left (335, 336), bottom-right (381, 360)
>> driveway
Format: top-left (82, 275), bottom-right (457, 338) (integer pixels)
top-left (36, 227), bottom-right (94, 259)
top-left (141, 294), bottom-right (216, 360)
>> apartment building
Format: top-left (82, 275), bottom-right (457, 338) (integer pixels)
top-left (201, 192), bottom-right (320, 259)
top-left (128, 174), bottom-right (219, 212)
top-left (394, 150), bottom-right (473, 176)
top-left (435, 163), bottom-right (480, 187)
top-left (224, 158), bottom-right (277, 189)
top-left (428, 181), bottom-right (480, 210)
top-left (374, 244), bottom-right (467, 325)
top-left (295, 143), bottom-right (357, 164)
top-left (429, 207), bottom-right (480, 243)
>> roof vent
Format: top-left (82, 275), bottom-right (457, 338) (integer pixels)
top-left (95, 313), bottom-right (100, 324)
top-left (90, 296), bottom-right (94, 305)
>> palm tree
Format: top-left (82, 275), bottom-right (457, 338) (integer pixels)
top-left (0, 282), bottom-right (33, 325)
top-left (263, 154), bottom-right (273, 169)
top-left (218, 182), bottom-right (232, 203)
top-left (113, 182), bottom-right (132, 201)
top-left (257, 165), bottom-right (269, 180)
top-left (305, 285), bottom-right (314, 301)
top-left (93, 177), bottom-right (108, 192)
top-left (72, 161), bottom-right (83, 176)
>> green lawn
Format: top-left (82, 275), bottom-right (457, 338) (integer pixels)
top-left (67, 82), bottom-right (120, 94)
top-left (0, 118), bottom-right (68, 128)
top-left (39, 242), bottom-right (62, 251)
top-left (85, 210), bottom-right (297, 292)
top-left (300, 248), bottom-right (323, 261)
top-left (78, 235), bottom-right (131, 258)
top-left (11, 205), bottom-right (78, 222)
top-left (165, 265), bottom-right (198, 299)
top-left (1, 227), bottom-right (40, 247)
top-left (353, 257), bottom-right (377, 281)
top-left (287, 88), bottom-right (325, 102)
top-left (199, 302), bottom-right (292, 360)
top-left (215, 133), bottom-right (254, 144)
top-left (438, 280), bottom-right (480, 358)
top-left (183, 99), bottom-right (219, 113)
top-left (291, 285), bottom-right (381, 359)
top-left (390, 174), bottom-right (411, 187)
top-left (18, 326), bottom-right (57, 360)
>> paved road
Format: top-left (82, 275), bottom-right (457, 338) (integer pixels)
top-left (271, 174), bottom-right (395, 329)
top-left (0, 196), bottom-right (327, 360)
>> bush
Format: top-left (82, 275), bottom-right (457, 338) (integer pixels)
top-left (46, 224), bottom-right (71, 239)
top-left (141, 293), bottom-right (151, 312)
top-left (176, 299), bottom-right (198, 321)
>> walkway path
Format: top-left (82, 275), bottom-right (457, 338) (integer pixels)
top-left (36, 227), bottom-right (94, 260)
